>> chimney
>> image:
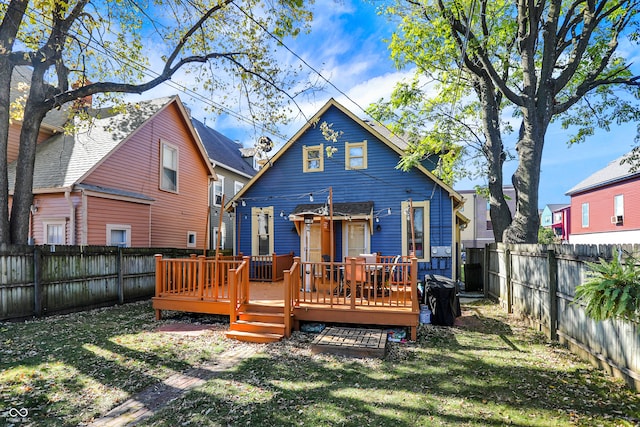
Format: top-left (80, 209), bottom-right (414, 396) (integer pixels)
top-left (72, 78), bottom-right (92, 111)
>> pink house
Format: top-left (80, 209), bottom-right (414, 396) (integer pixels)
top-left (8, 94), bottom-right (216, 248)
top-left (566, 153), bottom-right (640, 244)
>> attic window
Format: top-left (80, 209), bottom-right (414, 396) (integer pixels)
top-left (303, 144), bottom-right (324, 172)
top-left (346, 141), bottom-right (367, 169)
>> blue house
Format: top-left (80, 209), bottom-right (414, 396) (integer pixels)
top-left (229, 99), bottom-right (464, 280)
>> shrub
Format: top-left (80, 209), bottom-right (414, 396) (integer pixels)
top-left (574, 252), bottom-right (640, 322)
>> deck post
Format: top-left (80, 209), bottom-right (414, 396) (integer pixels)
top-left (284, 268), bottom-right (292, 337)
top-left (242, 256), bottom-right (251, 303)
top-left (410, 256), bottom-right (419, 341)
top-left (197, 255), bottom-right (205, 299)
top-left (154, 254), bottom-right (163, 320)
top-left (349, 257), bottom-right (356, 310)
top-left (229, 268), bottom-right (237, 322)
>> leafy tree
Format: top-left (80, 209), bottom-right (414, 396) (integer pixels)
top-left (371, 0), bottom-right (640, 243)
top-left (0, 0), bottom-right (314, 245)
top-left (537, 226), bottom-right (556, 244)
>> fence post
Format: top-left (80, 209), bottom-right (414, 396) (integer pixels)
top-left (117, 246), bottom-right (124, 304)
top-left (505, 246), bottom-right (512, 313)
top-left (483, 244), bottom-right (490, 297)
top-left (547, 248), bottom-right (558, 341)
top-left (33, 246), bottom-right (42, 317)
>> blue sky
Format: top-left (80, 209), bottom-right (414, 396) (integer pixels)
top-left (138, 0), bottom-right (639, 209)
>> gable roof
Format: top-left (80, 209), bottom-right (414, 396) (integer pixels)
top-left (191, 118), bottom-right (256, 179)
top-left (8, 95), bottom-right (215, 193)
top-left (229, 98), bottom-right (462, 208)
top-left (543, 203), bottom-right (569, 213)
top-left (566, 153), bottom-right (638, 195)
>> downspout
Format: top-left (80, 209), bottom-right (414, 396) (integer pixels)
top-left (65, 190), bottom-right (75, 244)
top-left (81, 189), bottom-right (88, 245)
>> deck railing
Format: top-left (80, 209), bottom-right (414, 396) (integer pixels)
top-left (249, 252), bottom-right (294, 282)
top-left (228, 256), bottom-right (250, 320)
top-left (155, 254), bottom-right (247, 301)
top-left (283, 258), bottom-right (300, 337)
top-left (290, 256), bottom-right (419, 310)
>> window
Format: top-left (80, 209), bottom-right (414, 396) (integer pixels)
top-left (581, 203), bottom-right (589, 228)
top-left (252, 207), bottom-right (274, 255)
top-left (160, 141), bottom-right (178, 192)
top-left (187, 231), bottom-right (197, 248)
top-left (614, 194), bottom-right (624, 217)
top-left (43, 219), bottom-right (66, 244)
top-left (303, 144), bottom-right (324, 172)
top-left (234, 181), bottom-right (244, 195)
top-left (401, 200), bottom-right (430, 262)
top-left (211, 224), bottom-right (226, 250)
top-left (345, 141), bottom-right (367, 169)
top-left (107, 224), bottom-right (131, 247)
top-left (211, 175), bottom-right (225, 206)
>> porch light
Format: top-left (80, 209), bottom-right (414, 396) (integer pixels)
top-left (241, 200), bottom-right (246, 207)
top-left (309, 193), bottom-right (314, 202)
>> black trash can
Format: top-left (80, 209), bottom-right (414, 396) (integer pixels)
top-left (423, 274), bottom-right (461, 326)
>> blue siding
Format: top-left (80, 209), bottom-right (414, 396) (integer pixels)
top-left (235, 105), bottom-right (455, 278)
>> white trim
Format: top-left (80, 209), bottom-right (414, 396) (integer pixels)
top-left (160, 140), bottom-right (179, 193)
top-left (401, 200), bottom-right (430, 262)
top-left (187, 231), bottom-right (197, 248)
top-left (42, 218), bottom-right (67, 245)
top-left (106, 224), bottom-right (131, 247)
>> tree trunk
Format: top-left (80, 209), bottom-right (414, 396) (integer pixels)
top-left (9, 65), bottom-right (48, 244)
top-left (475, 76), bottom-right (512, 242)
top-left (0, 59), bottom-right (12, 244)
top-left (503, 118), bottom-right (547, 243)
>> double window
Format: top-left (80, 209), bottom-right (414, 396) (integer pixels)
top-left (160, 141), bottom-right (178, 192)
top-left (212, 175), bottom-right (225, 206)
top-left (345, 141), bottom-right (367, 169)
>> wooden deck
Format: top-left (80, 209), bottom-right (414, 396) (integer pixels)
top-left (152, 255), bottom-right (420, 342)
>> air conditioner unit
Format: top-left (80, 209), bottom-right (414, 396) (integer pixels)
top-left (611, 215), bottom-right (623, 224)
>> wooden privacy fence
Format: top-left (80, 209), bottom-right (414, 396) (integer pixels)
top-left (483, 243), bottom-right (640, 390)
top-left (0, 245), bottom-right (203, 320)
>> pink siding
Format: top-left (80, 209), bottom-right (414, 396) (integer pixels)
top-left (570, 176), bottom-right (640, 235)
top-left (85, 196), bottom-right (151, 246)
top-left (82, 101), bottom-right (210, 249)
top-left (29, 193), bottom-right (79, 245)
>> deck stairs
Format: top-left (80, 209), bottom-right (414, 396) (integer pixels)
top-left (225, 303), bottom-right (289, 343)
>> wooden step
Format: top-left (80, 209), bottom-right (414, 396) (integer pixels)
top-left (238, 311), bottom-right (285, 324)
top-left (231, 319), bottom-right (285, 335)
top-left (224, 330), bottom-right (283, 343)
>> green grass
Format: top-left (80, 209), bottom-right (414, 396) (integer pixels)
top-left (1, 300), bottom-right (639, 426)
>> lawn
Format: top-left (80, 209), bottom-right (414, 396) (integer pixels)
top-left (1, 300), bottom-right (638, 426)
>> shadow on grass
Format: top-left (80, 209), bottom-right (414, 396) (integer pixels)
top-left (0, 302), bottom-right (225, 426)
top-left (137, 307), bottom-right (640, 427)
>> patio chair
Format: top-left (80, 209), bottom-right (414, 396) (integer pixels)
top-left (343, 257), bottom-right (367, 298)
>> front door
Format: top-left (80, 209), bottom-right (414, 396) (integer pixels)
top-left (301, 222), bottom-right (322, 290)
top-left (343, 221), bottom-right (370, 258)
